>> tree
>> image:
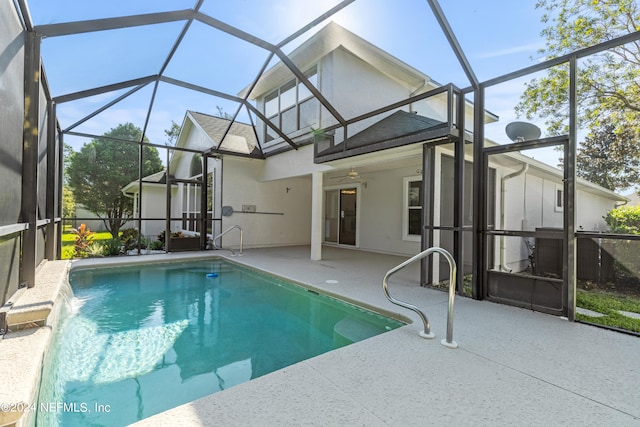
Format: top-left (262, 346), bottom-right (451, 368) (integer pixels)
top-left (62, 186), bottom-right (76, 219)
top-left (62, 143), bottom-right (76, 219)
top-left (63, 143), bottom-right (74, 182)
top-left (215, 105), bottom-right (233, 119)
top-left (67, 123), bottom-right (163, 238)
top-left (517, 0), bottom-right (640, 135)
top-left (516, 0), bottom-right (640, 192)
top-left (164, 120), bottom-right (181, 146)
top-left (577, 118), bottom-right (640, 190)
top-left (605, 205), bottom-right (640, 234)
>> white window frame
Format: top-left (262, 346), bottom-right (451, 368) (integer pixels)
top-left (264, 65), bottom-right (319, 142)
top-left (402, 176), bottom-right (422, 242)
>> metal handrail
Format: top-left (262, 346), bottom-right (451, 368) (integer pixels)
top-left (383, 247), bottom-right (458, 348)
top-left (212, 225), bottom-right (243, 256)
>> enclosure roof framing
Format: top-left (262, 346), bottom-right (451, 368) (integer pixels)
top-left (33, 10), bottom-right (196, 38)
top-left (31, 3), bottom-right (353, 155)
top-left (17, 0), bottom-right (638, 161)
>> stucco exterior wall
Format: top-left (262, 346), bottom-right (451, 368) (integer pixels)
top-left (577, 191), bottom-right (615, 231)
top-left (139, 185), bottom-right (176, 238)
top-left (357, 166), bottom-right (421, 256)
top-left (260, 145), bottom-right (328, 181)
top-left (494, 166), bottom-right (619, 272)
top-left (220, 156), bottom-right (312, 248)
top-left (325, 47), bottom-right (412, 143)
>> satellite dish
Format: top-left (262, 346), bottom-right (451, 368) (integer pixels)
top-left (505, 121), bottom-right (541, 142)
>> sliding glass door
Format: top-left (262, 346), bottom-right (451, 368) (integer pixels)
top-left (324, 188), bottom-right (357, 246)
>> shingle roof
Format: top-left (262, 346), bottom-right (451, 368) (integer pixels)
top-left (316, 110), bottom-right (448, 161)
top-left (140, 170), bottom-right (167, 183)
top-left (188, 111), bottom-right (259, 155)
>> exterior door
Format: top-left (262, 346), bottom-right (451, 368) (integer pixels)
top-left (324, 188), bottom-right (357, 246)
top-left (339, 188), bottom-right (357, 245)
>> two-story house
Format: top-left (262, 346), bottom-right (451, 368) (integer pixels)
top-left (125, 22), bottom-right (625, 293)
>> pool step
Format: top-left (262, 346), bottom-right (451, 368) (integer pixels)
top-left (333, 317), bottom-right (384, 347)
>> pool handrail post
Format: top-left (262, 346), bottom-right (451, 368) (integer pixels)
top-left (212, 225), bottom-right (243, 256)
top-left (382, 246), bottom-right (458, 348)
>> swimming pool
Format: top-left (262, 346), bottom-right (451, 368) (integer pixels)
top-left (37, 258), bottom-right (404, 426)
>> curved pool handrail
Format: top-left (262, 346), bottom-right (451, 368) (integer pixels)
top-left (212, 225), bottom-right (243, 256)
top-left (382, 247), bottom-right (458, 348)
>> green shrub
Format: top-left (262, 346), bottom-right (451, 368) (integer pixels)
top-left (61, 245), bottom-right (75, 260)
top-left (103, 238), bottom-right (122, 256)
top-left (86, 242), bottom-right (105, 257)
top-left (70, 223), bottom-right (95, 258)
top-left (149, 240), bottom-right (164, 251)
top-left (120, 228), bottom-right (139, 251)
top-left (605, 205), bottom-right (640, 234)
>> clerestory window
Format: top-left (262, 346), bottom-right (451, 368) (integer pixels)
top-left (264, 65), bottom-right (319, 143)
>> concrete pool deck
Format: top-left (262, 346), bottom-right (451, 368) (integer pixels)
top-left (131, 246), bottom-right (638, 426)
top-left (1, 246), bottom-right (637, 426)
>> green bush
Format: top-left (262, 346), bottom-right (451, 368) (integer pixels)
top-left (86, 242), bottom-right (105, 257)
top-left (70, 223), bottom-right (95, 258)
top-left (149, 240), bottom-right (164, 251)
top-left (61, 245), bottom-right (75, 260)
top-left (140, 236), bottom-right (154, 249)
top-left (120, 228), bottom-right (139, 251)
top-left (103, 238), bottom-right (122, 256)
top-left (605, 205), bottom-right (640, 234)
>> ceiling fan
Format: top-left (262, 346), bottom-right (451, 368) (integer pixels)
top-left (330, 168), bottom-right (366, 183)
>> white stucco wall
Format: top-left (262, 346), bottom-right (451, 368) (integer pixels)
top-left (325, 48), bottom-right (412, 142)
top-left (357, 166), bottom-right (421, 256)
top-left (220, 156), bottom-right (312, 249)
top-left (495, 165), bottom-right (619, 272)
top-left (577, 191), bottom-right (616, 231)
top-left (260, 145), bottom-right (328, 181)
top-left (139, 184), bottom-right (176, 238)
top-left (331, 48), bottom-right (411, 119)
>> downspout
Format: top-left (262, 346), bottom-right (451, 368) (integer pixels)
top-left (500, 164), bottom-right (529, 272)
top-left (409, 79), bottom-right (430, 113)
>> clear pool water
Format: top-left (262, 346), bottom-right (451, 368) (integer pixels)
top-left (37, 259), bottom-right (403, 426)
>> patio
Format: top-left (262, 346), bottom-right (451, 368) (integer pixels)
top-left (1, 246), bottom-right (637, 425)
top-left (115, 246), bottom-right (640, 426)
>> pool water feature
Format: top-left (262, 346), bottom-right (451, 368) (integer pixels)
top-left (37, 259), bottom-right (404, 426)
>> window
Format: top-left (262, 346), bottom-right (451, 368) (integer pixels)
top-left (264, 65), bottom-right (319, 142)
top-left (189, 154), bottom-right (202, 178)
top-left (403, 177), bottom-right (422, 241)
top-left (555, 184), bottom-right (564, 212)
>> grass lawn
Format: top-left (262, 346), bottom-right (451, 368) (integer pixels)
top-left (577, 289), bottom-right (640, 333)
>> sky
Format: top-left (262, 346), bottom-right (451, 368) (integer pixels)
top-left (24, 0), bottom-right (562, 165)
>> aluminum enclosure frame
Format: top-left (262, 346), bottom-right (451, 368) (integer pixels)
top-left (3, 0), bottom-right (639, 325)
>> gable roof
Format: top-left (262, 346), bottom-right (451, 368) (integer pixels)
top-left (241, 21), bottom-right (433, 99)
top-left (187, 111), bottom-right (259, 155)
top-left (121, 169), bottom-right (172, 195)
